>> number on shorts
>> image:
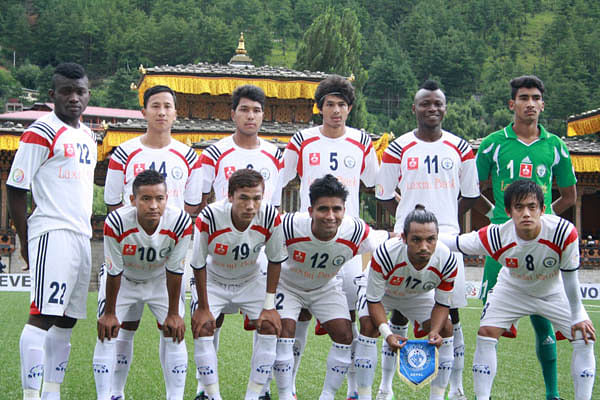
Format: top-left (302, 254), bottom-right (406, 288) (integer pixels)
top-left (49, 281), bottom-right (67, 304)
top-left (481, 302), bottom-right (490, 320)
top-left (525, 254), bottom-right (534, 271)
top-left (275, 293), bottom-right (284, 310)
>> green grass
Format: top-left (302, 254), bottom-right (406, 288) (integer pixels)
top-left (1, 293), bottom-right (599, 399)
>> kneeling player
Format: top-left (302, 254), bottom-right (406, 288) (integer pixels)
top-left (94, 170), bottom-right (192, 400)
top-left (272, 174), bottom-right (388, 400)
top-left (355, 205), bottom-right (457, 400)
top-left (190, 169), bottom-right (287, 400)
top-left (441, 180), bottom-right (596, 400)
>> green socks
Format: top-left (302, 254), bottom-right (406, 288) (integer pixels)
top-left (530, 315), bottom-right (559, 400)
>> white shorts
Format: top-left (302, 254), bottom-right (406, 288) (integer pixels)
top-left (341, 255), bottom-right (364, 311)
top-left (29, 230), bottom-right (91, 319)
top-left (190, 275), bottom-right (240, 315)
top-left (358, 291), bottom-right (436, 330)
top-left (202, 274), bottom-right (266, 320)
top-left (449, 252), bottom-right (467, 309)
top-left (277, 278), bottom-right (351, 323)
top-left (480, 283), bottom-right (587, 340)
top-left (114, 273), bottom-right (185, 324)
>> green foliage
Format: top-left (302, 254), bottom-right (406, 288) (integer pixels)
top-left (12, 63), bottom-right (41, 89)
top-left (443, 98), bottom-right (491, 140)
top-left (0, 69), bottom-right (21, 107)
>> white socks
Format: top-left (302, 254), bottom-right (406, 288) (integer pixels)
top-left (41, 326), bottom-right (73, 399)
top-left (319, 342), bottom-right (352, 399)
top-left (20, 324), bottom-right (46, 398)
top-left (112, 328), bottom-right (134, 398)
top-left (472, 335), bottom-right (497, 400)
top-left (274, 338), bottom-right (295, 400)
top-left (291, 319), bottom-right (310, 394)
top-left (448, 322), bottom-right (465, 396)
top-left (161, 334), bottom-right (188, 400)
top-left (194, 336), bottom-right (220, 399)
top-left (346, 322), bottom-right (359, 397)
top-left (378, 322), bottom-right (407, 394)
top-left (354, 335), bottom-right (378, 400)
top-left (430, 337), bottom-right (454, 400)
top-left (93, 339), bottom-right (115, 400)
top-left (246, 333), bottom-right (277, 399)
top-left (571, 339), bottom-right (595, 400)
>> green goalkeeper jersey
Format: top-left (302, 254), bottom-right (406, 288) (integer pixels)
top-left (476, 122), bottom-right (576, 224)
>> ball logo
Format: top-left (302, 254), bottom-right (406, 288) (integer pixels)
top-left (12, 168), bottom-right (25, 183)
top-left (171, 166), bottom-right (183, 180)
top-left (214, 243), bottom-right (228, 255)
top-left (441, 157), bottom-right (454, 170)
top-left (519, 163), bottom-right (532, 178)
top-left (332, 255), bottom-right (346, 266)
top-left (309, 152), bottom-right (320, 166)
top-left (260, 168), bottom-right (270, 180)
top-left (28, 364), bottom-right (43, 379)
top-left (344, 156), bottom-right (356, 168)
top-left (171, 364), bottom-right (187, 374)
top-left (122, 244), bottom-right (137, 256)
top-left (93, 363), bottom-right (109, 374)
top-left (293, 250), bottom-right (306, 263)
top-left (63, 143), bottom-right (75, 158)
top-left (407, 157), bottom-right (419, 170)
top-left (224, 166), bottom-right (236, 179)
top-left (407, 348), bottom-right (427, 370)
top-left (543, 257), bottom-right (557, 268)
top-left (197, 366), bottom-right (214, 375)
top-left (133, 163), bottom-right (146, 176)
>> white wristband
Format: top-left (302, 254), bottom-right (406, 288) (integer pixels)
top-left (263, 293), bottom-right (275, 310)
top-left (485, 206), bottom-right (495, 220)
top-left (378, 323), bottom-right (392, 339)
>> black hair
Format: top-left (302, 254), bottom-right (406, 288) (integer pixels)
top-left (309, 174), bottom-right (349, 206)
top-left (143, 85), bottom-right (177, 108)
top-left (132, 169), bottom-right (166, 196)
top-left (503, 180), bottom-right (544, 211)
top-left (510, 75), bottom-right (545, 100)
top-left (228, 169), bottom-right (264, 197)
top-left (403, 204), bottom-right (439, 236)
top-left (232, 85), bottom-right (265, 111)
top-left (420, 80), bottom-right (440, 91)
top-left (52, 62), bottom-right (87, 89)
top-left (314, 74), bottom-right (355, 110)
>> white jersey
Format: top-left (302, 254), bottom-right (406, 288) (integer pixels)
top-left (7, 112), bottom-right (97, 239)
top-left (199, 135), bottom-right (282, 202)
top-left (281, 212), bottom-right (388, 290)
top-left (104, 136), bottom-right (202, 208)
top-left (376, 130), bottom-right (479, 234)
top-left (453, 215), bottom-right (579, 296)
top-left (191, 199), bottom-right (287, 284)
top-left (273, 126), bottom-right (379, 216)
top-left (103, 205), bottom-right (193, 281)
top-left (367, 237), bottom-right (457, 307)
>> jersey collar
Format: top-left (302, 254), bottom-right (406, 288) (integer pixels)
top-left (504, 122), bottom-right (550, 140)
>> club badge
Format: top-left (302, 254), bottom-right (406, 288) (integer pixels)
top-left (396, 340), bottom-right (438, 389)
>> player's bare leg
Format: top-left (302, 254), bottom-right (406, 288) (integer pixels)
top-left (319, 318), bottom-right (353, 400)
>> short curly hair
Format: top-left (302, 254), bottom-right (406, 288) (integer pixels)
top-left (314, 75), bottom-right (355, 110)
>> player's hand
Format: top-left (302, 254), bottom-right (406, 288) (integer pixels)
top-left (257, 309), bottom-right (282, 336)
top-left (97, 313), bottom-right (120, 342)
top-left (163, 313), bottom-right (186, 343)
top-left (385, 333), bottom-right (407, 350)
top-left (428, 332), bottom-right (443, 347)
top-left (191, 308), bottom-right (216, 339)
top-left (572, 320), bottom-right (596, 344)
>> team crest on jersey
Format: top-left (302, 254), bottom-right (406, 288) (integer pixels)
top-left (224, 166), bottom-right (236, 179)
top-left (214, 243), bottom-right (228, 255)
top-left (171, 166), bottom-right (183, 180)
top-left (259, 168), bottom-right (270, 180)
top-left (293, 250), bottom-right (306, 263)
top-left (133, 163), bottom-right (146, 176)
top-left (536, 165), bottom-right (547, 178)
top-left (309, 152), bottom-right (320, 166)
top-left (159, 247), bottom-right (172, 258)
top-left (11, 168), bottom-right (25, 183)
top-left (63, 143), bottom-right (76, 158)
top-left (519, 163), bottom-right (533, 178)
top-left (389, 276), bottom-right (404, 286)
top-left (344, 156), bottom-right (356, 168)
top-left (543, 257), bottom-right (557, 268)
top-left (332, 255), bottom-right (346, 266)
top-left (441, 157), bottom-right (454, 170)
top-left (423, 281), bottom-right (436, 291)
top-left (253, 243), bottom-right (264, 253)
top-left (122, 244), bottom-right (137, 256)
top-left (505, 257), bottom-right (518, 268)
top-left (407, 157), bottom-right (419, 170)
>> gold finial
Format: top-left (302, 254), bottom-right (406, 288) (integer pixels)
top-left (138, 64), bottom-right (146, 74)
top-left (236, 32), bottom-right (247, 55)
top-left (102, 120), bottom-right (108, 130)
top-left (130, 82), bottom-right (138, 90)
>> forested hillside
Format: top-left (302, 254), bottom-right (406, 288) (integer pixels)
top-left (1, 0), bottom-right (598, 137)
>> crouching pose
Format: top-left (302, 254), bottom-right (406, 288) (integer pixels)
top-left (440, 180), bottom-right (595, 400)
top-left (355, 205), bottom-right (457, 400)
top-left (94, 170), bottom-right (192, 400)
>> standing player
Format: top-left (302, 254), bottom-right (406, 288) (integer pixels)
top-left (375, 80), bottom-right (479, 399)
top-left (272, 175), bottom-right (389, 400)
top-left (475, 75), bottom-right (577, 400)
top-left (190, 169), bottom-right (288, 400)
top-left (96, 85), bottom-right (201, 399)
top-left (94, 170), bottom-right (192, 400)
top-left (441, 180), bottom-right (595, 400)
top-left (355, 205), bottom-right (458, 400)
top-left (272, 75), bottom-right (379, 399)
top-left (7, 63), bottom-right (96, 400)
top-left (193, 84), bottom-right (282, 399)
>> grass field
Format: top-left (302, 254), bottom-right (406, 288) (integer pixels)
top-left (1, 292), bottom-right (598, 399)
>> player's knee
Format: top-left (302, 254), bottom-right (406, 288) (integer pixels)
top-left (122, 320), bottom-right (140, 331)
top-left (391, 310), bottom-right (408, 325)
top-left (257, 320), bottom-right (277, 335)
top-left (280, 319), bottom-right (295, 338)
top-left (441, 319), bottom-right (453, 338)
top-left (358, 316), bottom-right (377, 337)
top-left (477, 326), bottom-right (497, 338)
top-left (328, 322), bottom-right (353, 344)
top-left (27, 314), bottom-right (54, 331)
top-left (449, 308), bottom-right (460, 324)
